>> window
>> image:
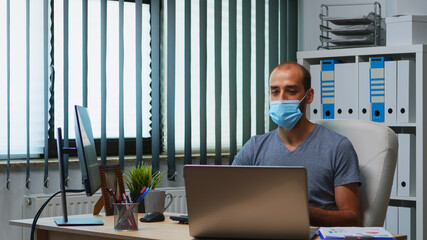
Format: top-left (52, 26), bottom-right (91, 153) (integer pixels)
top-left (0, 0), bottom-right (45, 159)
top-left (0, 0), bottom-right (153, 159)
top-left (165, 0), bottom-right (271, 154)
top-left (53, 0), bottom-right (152, 149)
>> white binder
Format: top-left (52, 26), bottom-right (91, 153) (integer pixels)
top-left (384, 61), bottom-right (397, 123)
top-left (398, 207), bottom-right (415, 239)
top-left (334, 63), bottom-right (358, 119)
top-left (309, 64), bottom-right (321, 120)
top-left (391, 164), bottom-right (398, 196)
top-left (397, 60), bottom-right (415, 123)
top-left (397, 134), bottom-right (416, 197)
top-left (385, 206), bottom-right (398, 235)
top-left (358, 62), bottom-right (371, 121)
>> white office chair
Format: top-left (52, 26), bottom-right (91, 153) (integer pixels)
top-left (313, 119), bottom-right (398, 227)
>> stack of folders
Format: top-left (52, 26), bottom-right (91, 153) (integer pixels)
top-left (384, 133), bottom-right (416, 239)
top-left (309, 58), bottom-right (415, 123)
top-left (318, 227), bottom-right (395, 240)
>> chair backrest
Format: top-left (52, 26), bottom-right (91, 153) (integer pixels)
top-left (313, 119), bottom-right (398, 227)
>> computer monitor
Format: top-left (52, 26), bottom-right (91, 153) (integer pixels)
top-left (74, 105), bottom-right (102, 196)
top-left (53, 105), bottom-right (103, 226)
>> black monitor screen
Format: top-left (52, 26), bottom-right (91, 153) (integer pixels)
top-left (74, 105), bottom-right (101, 196)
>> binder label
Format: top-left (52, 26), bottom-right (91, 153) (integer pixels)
top-left (321, 60), bottom-right (340, 119)
top-left (370, 57), bottom-right (392, 122)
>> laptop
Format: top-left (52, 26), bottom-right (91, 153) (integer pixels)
top-left (184, 165), bottom-right (311, 240)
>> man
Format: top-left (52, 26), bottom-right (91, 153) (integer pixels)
top-left (232, 62), bottom-right (361, 227)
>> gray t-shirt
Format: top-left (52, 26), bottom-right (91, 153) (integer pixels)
top-left (232, 124), bottom-right (360, 210)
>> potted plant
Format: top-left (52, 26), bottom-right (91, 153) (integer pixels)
top-left (124, 162), bottom-right (164, 212)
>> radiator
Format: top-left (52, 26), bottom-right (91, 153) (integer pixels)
top-left (23, 186), bottom-right (187, 219)
top-left (161, 187), bottom-right (188, 214)
top-left (23, 192), bottom-right (103, 219)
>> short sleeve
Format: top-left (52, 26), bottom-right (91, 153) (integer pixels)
top-left (333, 137), bottom-right (361, 187)
top-left (232, 137), bottom-right (255, 165)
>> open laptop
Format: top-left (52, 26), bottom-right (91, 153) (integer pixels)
top-left (184, 165), bottom-right (311, 240)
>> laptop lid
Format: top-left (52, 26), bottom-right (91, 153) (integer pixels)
top-left (184, 165), bottom-right (310, 240)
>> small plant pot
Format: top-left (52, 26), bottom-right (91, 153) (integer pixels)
top-left (130, 192), bottom-right (146, 213)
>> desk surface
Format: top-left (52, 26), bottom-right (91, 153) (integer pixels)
top-left (10, 213), bottom-right (406, 240)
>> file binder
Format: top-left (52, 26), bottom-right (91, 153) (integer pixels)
top-left (358, 62), bottom-right (371, 121)
top-left (384, 61), bottom-right (397, 123)
top-left (398, 207), bottom-right (415, 240)
top-left (385, 206), bottom-right (398, 236)
top-left (310, 64), bottom-right (321, 120)
top-left (321, 60), bottom-right (340, 119)
top-left (397, 60), bottom-right (415, 123)
top-left (391, 164), bottom-right (398, 196)
top-left (334, 63), bottom-right (358, 119)
top-left (397, 134), bottom-right (415, 197)
top-left (370, 57), bottom-right (391, 122)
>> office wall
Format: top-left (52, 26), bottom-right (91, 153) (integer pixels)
top-left (298, 0), bottom-right (427, 51)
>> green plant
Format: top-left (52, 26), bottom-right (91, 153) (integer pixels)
top-left (124, 162), bottom-right (163, 194)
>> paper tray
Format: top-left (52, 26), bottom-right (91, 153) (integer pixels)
top-left (321, 12), bottom-right (378, 25)
top-left (322, 25), bottom-right (375, 36)
top-left (320, 35), bottom-right (375, 46)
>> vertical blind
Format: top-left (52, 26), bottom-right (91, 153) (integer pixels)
top-left (0, 0), bottom-right (46, 189)
top-left (159, 0), bottom-right (298, 178)
top-left (0, 0), bottom-right (297, 187)
top-left (53, 0), bottom-right (152, 174)
top-left (1, 0), bottom-right (153, 188)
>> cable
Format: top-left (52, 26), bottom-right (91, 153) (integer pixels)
top-left (30, 189), bottom-right (85, 240)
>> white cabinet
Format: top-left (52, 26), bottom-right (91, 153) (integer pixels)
top-left (298, 45), bottom-right (427, 240)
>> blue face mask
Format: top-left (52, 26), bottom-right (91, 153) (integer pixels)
top-left (269, 92), bottom-right (308, 130)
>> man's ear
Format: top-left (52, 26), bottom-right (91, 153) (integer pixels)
top-left (306, 88), bottom-right (314, 104)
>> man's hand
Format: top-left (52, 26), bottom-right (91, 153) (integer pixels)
top-left (309, 182), bottom-right (360, 227)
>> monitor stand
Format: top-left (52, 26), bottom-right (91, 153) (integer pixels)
top-left (54, 128), bottom-right (103, 226)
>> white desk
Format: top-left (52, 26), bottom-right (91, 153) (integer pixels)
top-left (10, 213), bottom-right (406, 240)
top-left (10, 213), bottom-right (191, 240)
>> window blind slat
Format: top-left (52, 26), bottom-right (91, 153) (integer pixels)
top-left (268, 0), bottom-right (278, 131)
top-left (229, 0), bottom-right (237, 164)
top-left (184, 0), bottom-right (192, 165)
top-left (167, 0), bottom-right (176, 180)
top-left (214, 0), bottom-right (222, 165)
top-left (242, 0), bottom-right (251, 145)
top-left (82, 0), bottom-right (88, 107)
top-left (63, 0), bottom-right (70, 181)
top-left (119, 0), bottom-right (124, 169)
top-left (6, 0), bottom-right (11, 189)
top-left (256, 0), bottom-right (265, 135)
top-left (199, 0), bottom-right (207, 164)
top-left (135, 0), bottom-right (142, 164)
top-left (135, 0), bottom-right (143, 165)
top-left (100, 0), bottom-right (107, 165)
top-left (26, 0), bottom-right (31, 188)
top-left (287, 0), bottom-right (298, 62)
top-left (279, 0), bottom-right (287, 63)
top-left (43, 0), bottom-right (49, 188)
top-left (151, 0), bottom-right (160, 173)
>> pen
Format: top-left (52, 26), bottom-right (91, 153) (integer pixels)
top-left (137, 187), bottom-right (150, 203)
top-left (134, 187), bottom-right (147, 203)
top-left (112, 191), bottom-right (119, 203)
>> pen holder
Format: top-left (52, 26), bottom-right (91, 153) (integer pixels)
top-left (113, 202), bottom-right (139, 231)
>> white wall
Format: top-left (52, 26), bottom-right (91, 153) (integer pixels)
top-left (297, 0), bottom-right (427, 51)
top-left (395, 0), bottom-right (427, 15)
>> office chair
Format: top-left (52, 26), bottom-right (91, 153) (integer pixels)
top-left (313, 119), bottom-right (398, 227)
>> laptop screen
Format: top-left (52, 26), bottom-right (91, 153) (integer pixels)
top-left (184, 165), bottom-right (310, 240)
